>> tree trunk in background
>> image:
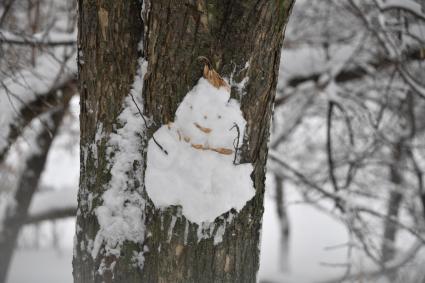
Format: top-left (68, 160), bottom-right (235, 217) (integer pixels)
top-left (382, 142), bottom-right (404, 264)
top-left (0, 96), bottom-right (71, 283)
top-left (274, 174), bottom-right (290, 272)
top-left (74, 1), bottom-right (294, 282)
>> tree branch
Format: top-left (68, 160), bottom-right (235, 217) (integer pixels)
top-left (0, 79), bottom-right (77, 162)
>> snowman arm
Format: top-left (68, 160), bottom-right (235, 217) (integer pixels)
top-left (130, 92), bottom-right (168, 155)
top-left (229, 123), bottom-right (240, 164)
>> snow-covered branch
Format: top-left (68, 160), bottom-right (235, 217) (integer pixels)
top-left (377, 0), bottom-right (425, 22)
top-left (0, 79), bottom-right (76, 162)
top-left (0, 49), bottom-right (77, 161)
top-left (26, 187), bottom-right (77, 224)
top-left (0, 29), bottom-right (76, 47)
top-left (269, 150), bottom-right (344, 204)
top-left (317, 240), bottom-right (423, 283)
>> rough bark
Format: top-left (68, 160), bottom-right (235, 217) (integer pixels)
top-left (0, 95), bottom-right (71, 283)
top-left (74, 1), bottom-right (294, 282)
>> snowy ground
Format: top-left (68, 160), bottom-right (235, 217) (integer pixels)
top-left (259, 186), bottom-right (348, 283)
top-left (7, 220), bottom-right (75, 283)
top-left (8, 249), bottom-right (73, 283)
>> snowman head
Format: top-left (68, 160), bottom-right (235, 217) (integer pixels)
top-left (174, 78), bottom-right (246, 151)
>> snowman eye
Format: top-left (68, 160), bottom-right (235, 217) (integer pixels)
top-left (217, 115), bottom-right (222, 119)
top-left (189, 105), bottom-right (193, 110)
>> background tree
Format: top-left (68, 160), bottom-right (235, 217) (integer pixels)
top-left (269, 0), bottom-right (425, 281)
top-left (0, 0), bottom-right (77, 281)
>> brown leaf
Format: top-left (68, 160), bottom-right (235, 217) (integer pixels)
top-left (191, 144), bottom-right (207, 150)
top-left (194, 122), bottom-right (212, 133)
top-left (202, 62), bottom-right (230, 91)
top-left (210, 147), bottom-right (233, 155)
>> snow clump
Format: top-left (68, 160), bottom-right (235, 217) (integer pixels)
top-left (145, 78), bottom-right (255, 224)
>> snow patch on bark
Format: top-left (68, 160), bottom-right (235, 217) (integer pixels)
top-left (229, 60), bottom-right (250, 98)
top-left (91, 59), bottom-right (148, 260)
top-left (132, 250), bottom-right (145, 268)
top-left (145, 78), bottom-right (254, 224)
top-left (183, 220), bottom-right (189, 244)
top-left (214, 213), bottom-right (235, 245)
top-left (195, 213), bottom-right (236, 245)
top-left (167, 215), bottom-right (178, 242)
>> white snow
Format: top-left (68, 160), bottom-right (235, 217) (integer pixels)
top-left (213, 224), bottom-right (226, 245)
top-left (7, 249), bottom-right (73, 283)
top-left (259, 184), bottom-right (350, 283)
top-left (92, 59), bottom-right (148, 259)
top-left (167, 215), bottom-right (178, 242)
top-left (229, 61), bottom-right (250, 97)
top-left (233, 76), bottom-right (249, 97)
top-left (145, 78), bottom-right (254, 224)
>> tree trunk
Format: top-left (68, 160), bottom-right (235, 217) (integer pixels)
top-left (74, 1), bottom-right (294, 282)
top-left (0, 98), bottom-right (71, 283)
top-left (274, 174), bottom-right (290, 272)
top-left (382, 142), bottom-right (404, 263)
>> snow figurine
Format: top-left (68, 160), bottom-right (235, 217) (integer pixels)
top-left (145, 60), bottom-right (255, 224)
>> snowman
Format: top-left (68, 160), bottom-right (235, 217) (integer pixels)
top-left (145, 63), bottom-right (255, 224)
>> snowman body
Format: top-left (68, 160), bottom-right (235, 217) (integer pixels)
top-left (145, 78), bottom-right (254, 224)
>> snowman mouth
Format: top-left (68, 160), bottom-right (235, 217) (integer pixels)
top-left (186, 122), bottom-right (233, 156)
top-left (194, 122), bottom-right (212, 134)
